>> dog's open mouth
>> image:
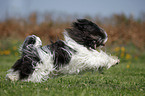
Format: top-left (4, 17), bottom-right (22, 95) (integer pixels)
top-left (101, 43), bottom-right (105, 46)
top-left (94, 43), bottom-right (105, 50)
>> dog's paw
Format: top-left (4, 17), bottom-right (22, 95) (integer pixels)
top-left (116, 59), bottom-right (120, 64)
top-left (112, 56), bottom-right (120, 64)
top-left (6, 69), bottom-right (19, 81)
top-left (107, 56), bottom-right (120, 69)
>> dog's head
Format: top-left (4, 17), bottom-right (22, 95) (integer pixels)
top-left (66, 19), bottom-right (108, 50)
top-left (22, 35), bottom-right (42, 49)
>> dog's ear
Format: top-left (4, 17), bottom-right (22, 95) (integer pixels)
top-left (66, 19), bottom-right (108, 49)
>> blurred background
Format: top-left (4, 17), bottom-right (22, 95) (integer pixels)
top-left (0, 0), bottom-right (145, 61)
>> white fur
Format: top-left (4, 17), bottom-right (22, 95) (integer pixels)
top-left (34, 36), bottom-right (42, 48)
top-left (58, 32), bottom-right (119, 74)
top-left (25, 48), bottom-right (54, 82)
top-left (23, 36), bottom-right (55, 82)
top-left (6, 36), bottom-right (55, 82)
top-left (103, 31), bottom-right (108, 44)
top-left (6, 69), bottom-right (19, 81)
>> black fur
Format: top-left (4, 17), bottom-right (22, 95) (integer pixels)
top-left (22, 35), bottom-right (36, 50)
top-left (66, 19), bottom-right (107, 49)
top-left (12, 35), bottom-right (40, 80)
top-left (12, 57), bottom-right (34, 79)
top-left (48, 40), bottom-right (76, 69)
top-left (11, 36), bottom-right (76, 80)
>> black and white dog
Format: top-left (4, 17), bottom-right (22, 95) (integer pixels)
top-left (6, 19), bottom-right (119, 82)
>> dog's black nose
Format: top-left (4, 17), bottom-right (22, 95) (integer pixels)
top-left (116, 62), bottom-right (119, 65)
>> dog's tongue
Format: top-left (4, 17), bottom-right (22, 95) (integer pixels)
top-left (94, 44), bottom-right (97, 49)
top-left (102, 44), bottom-right (105, 46)
top-left (94, 43), bottom-right (105, 49)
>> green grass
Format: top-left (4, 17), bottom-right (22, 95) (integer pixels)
top-left (0, 55), bottom-right (145, 96)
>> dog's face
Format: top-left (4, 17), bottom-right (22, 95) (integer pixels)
top-left (66, 19), bottom-right (108, 50)
top-left (22, 35), bottom-right (42, 49)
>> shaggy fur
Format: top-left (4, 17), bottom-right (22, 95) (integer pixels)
top-left (66, 19), bottom-right (108, 49)
top-left (6, 19), bottom-right (119, 82)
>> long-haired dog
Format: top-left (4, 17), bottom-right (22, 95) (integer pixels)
top-left (6, 19), bottom-right (119, 82)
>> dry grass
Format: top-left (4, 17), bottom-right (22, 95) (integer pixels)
top-left (103, 21), bottom-right (145, 49)
top-left (0, 13), bottom-right (145, 49)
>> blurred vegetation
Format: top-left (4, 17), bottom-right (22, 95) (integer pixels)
top-left (0, 12), bottom-right (145, 58)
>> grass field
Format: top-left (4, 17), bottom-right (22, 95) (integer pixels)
top-left (0, 54), bottom-right (144, 96)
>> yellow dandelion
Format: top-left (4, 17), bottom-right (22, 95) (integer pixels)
top-left (0, 51), bottom-right (4, 55)
top-left (121, 47), bottom-right (125, 52)
top-left (4, 50), bottom-right (11, 55)
top-left (126, 65), bottom-right (130, 68)
top-left (134, 56), bottom-right (138, 60)
top-left (15, 52), bottom-right (18, 56)
top-left (126, 54), bottom-right (132, 60)
top-left (13, 46), bottom-right (17, 51)
top-left (114, 47), bottom-right (120, 52)
top-left (120, 52), bottom-right (125, 58)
